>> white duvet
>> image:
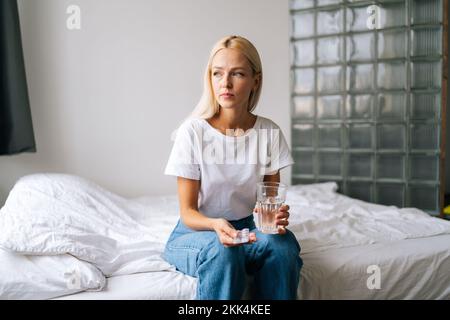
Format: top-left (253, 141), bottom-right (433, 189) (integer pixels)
top-left (1, 173), bottom-right (450, 299)
top-left (0, 174), bottom-right (175, 299)
top-left (0, 248), bottom-right (105, 300)
top-left (286, 183), bottom-right (450, 253)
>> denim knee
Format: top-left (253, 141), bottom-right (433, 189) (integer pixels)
top-left (196, 238), bottom-right (248, 300)
top-left (199, 237), bottom-right (246, 267)
top-left (259, 230), bottom-right (302, 266)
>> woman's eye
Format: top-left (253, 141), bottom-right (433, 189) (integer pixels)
top-left (213, 71), bottom-right (244, 77)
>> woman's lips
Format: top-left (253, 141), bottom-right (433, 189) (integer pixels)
top-left (220, 93), bottom-right (234, 98)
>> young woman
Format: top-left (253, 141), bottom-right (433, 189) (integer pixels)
top-left (163, 35), bottom-right (302, 300)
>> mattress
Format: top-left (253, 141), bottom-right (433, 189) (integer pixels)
top-left (52, 270), bottom-right (197, 300)
top-left (2, 175), bottom-right (450, 300)
top-left (53, 233), bottom-right (450, 300)
top-left (299, 234), bottom-right (450, 299)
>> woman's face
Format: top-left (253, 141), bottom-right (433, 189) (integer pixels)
top-left (211, 48), bottom-right (259, 112)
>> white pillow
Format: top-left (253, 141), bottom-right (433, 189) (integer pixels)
top-left (0, 248), bottom-right (105, 300)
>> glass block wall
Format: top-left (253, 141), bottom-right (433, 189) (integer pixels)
top-left (289, 0), bottom-right (446, 215)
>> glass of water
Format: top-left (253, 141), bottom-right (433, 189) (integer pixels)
top-left (255, 182), bottom-right (287, 234)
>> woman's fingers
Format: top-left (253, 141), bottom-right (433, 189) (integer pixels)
top-left (276, 205), bottom-right (290, 228)
top-left (220, 228), bottom-right (236, 245)
top-left (276, 204), bottom-right (290, 219)
top-left (220, 233), bottom-right (236, 247)
top-left (222, 229), bottom-right (257, 246)
top-left (223, 225), bottom-right (237, 239)
top-left (214, 218), bottom-right (259, 246)
top-left (276, 211), bottom-right (289, 220)
top-left (277, 225), bottom-right (287, 235)
top-left (276, 218), bottom-right (289, 226)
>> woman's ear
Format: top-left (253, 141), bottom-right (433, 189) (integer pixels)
top-left (253, 73), bottom-right (261, 91)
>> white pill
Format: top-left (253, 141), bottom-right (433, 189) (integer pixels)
top-left (233, 228), bottom-right (250, 244)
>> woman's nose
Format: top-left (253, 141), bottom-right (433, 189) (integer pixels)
top-left (220, 74), bottom-right (232, 88)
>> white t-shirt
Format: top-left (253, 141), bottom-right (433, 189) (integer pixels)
top-left (164, 115), bottom-right (294, 221)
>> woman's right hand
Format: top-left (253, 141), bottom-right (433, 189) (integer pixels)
top-left (212, 218), bottom-right (256, 247)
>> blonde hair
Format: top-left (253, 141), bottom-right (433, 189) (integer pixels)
top-left (190, 35), bottom-right (263, 119)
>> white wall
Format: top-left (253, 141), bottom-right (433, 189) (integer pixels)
top-left (0, 0), bottom-right (291, 204)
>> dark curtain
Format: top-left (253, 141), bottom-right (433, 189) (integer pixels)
top-left (0, 0), bottom-right (35, 155)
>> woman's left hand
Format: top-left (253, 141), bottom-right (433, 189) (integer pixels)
top-left (275, 204), bottom-right (290, 235)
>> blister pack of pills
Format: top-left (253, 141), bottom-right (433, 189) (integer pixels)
top-left (232, 228), bottom-right (249, 244)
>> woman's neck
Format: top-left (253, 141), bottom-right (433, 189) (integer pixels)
top-left (212, 107), bottom-right (255, 130)
top-left (206, 108), bottom-right (257, 137)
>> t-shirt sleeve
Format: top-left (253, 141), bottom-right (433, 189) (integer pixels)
top-left (164, 122), bottom-right (201, 180)
top-left (262, 125), bottom-right (295, 176)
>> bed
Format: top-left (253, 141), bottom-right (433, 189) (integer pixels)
top-left (1, 173), bottom-right (449, 300)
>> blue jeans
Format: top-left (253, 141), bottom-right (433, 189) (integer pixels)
top-left (163, 214), bottom-right (303, 300)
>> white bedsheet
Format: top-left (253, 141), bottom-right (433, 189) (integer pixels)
top-left (286, 183), bottom-right (450, 253)
top-left (52, 271), bottom-right (197, 300)
top-left (299, 234), bottom-right (450, 299)
top-left (1, 173), bottom-right (450, 299)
